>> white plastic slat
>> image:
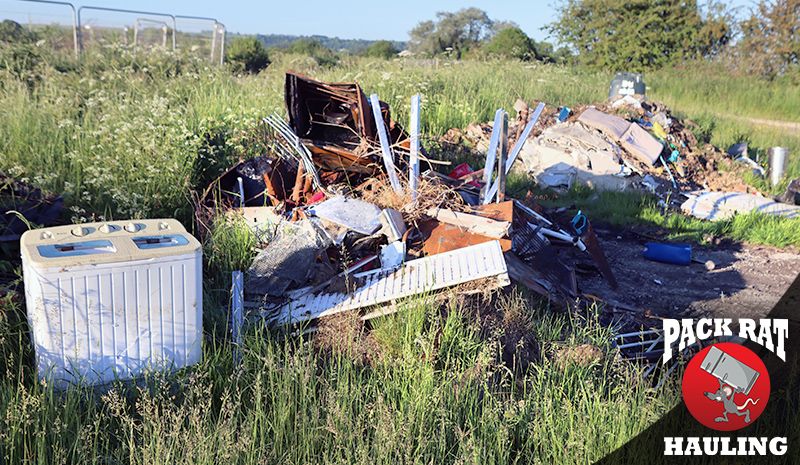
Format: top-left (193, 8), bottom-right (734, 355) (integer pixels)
top-left (480, 109), bottom-right (506, 200)
top-left (270, 241), bottom-right (509, 326)
top-left (369, 93), bottom-right (404, 194)
top-left (409, 94), bottom-right (421, 202)
top-left (484, 102), bottom-right (545, 203)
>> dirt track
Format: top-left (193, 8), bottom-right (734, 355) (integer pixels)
top-left (572, 228), bottom-right (800, 321)
top-left (723, 114), bottom-right (800, 132)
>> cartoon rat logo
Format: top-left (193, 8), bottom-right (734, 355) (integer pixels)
top-left (704, 378), bottom-right (760, 423)
top-left (682, 342), bottom-right (770, 431)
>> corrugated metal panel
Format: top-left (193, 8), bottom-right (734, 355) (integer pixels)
top-left (267, 240), bottom-right (510, 326)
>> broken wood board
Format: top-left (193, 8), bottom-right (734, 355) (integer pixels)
top-left (265, 240), bottom-right (510, 326)
top-left (426, 207), bottom-right (511, 239)
top-left (471, 200), bottom-right (514, 222)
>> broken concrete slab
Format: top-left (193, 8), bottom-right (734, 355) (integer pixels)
top-left (517, 122), bottom-right (636, 191)
top-left (619, 122), bottom-right (662, 166)
top-left (578, 107), bottom-right (630, 140)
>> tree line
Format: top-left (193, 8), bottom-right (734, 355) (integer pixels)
top-left (221, 0), bottom-right (797, 79)
top-left (408, 1), bottom-right (799, 79)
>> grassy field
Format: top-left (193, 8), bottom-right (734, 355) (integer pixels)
top-left (0, 48), bottom-right (798, 464)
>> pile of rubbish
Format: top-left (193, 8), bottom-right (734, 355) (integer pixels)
top-left (203, 72), bottom-right (621, 330)
top-left (201, 72), bottom-right (799, 336)
top-left (445, 95), bottom-right (800, 221)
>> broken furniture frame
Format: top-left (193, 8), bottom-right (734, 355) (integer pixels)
top-left (613, 328), bottom-right (706, 389)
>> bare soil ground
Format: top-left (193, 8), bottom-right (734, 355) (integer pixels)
top-left (572, 227), bottom-right (800, 321)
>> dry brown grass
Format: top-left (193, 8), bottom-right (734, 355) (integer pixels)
top-left (359, 175), bottom-right (467, 223)
top-left (313, 310), bottom-right (382, 365)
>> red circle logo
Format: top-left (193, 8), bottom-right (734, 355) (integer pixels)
top-left (682, 342), bottom-right (770, 431)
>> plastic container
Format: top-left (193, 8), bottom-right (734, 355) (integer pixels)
top-left (768, 147), bottom-right (789, 187)
top-left (609, 72), bottom-right (646, 99)
top-left (642, 242), bottom-right (691, 266)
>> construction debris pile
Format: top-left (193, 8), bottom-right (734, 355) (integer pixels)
top-left (445, 96), bottom-right (800, 221)
top-left (204, 72), bottom-right (620, 330)
top-left (199, 72), bottom-right (800, 338)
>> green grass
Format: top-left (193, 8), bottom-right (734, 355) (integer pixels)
top-left (0, 48), bottom-right (798, 464)
top-left (0, 289), bottom-right (677, 464)
top-left (514, 182), bottom-right (800, 248)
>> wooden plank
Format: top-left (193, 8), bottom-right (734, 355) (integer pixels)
top-left (426, 207), bottom-right (510, 239)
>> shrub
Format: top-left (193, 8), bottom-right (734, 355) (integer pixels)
top-left (363, 40), bottom-right (398, 59)
top-left (225, 36), bottom-right (270, 74)
top-left (482, 27), bottom-right (535, 61)
top-left (0, 20), bottom-right (37, 44)
top-left (286, 38), bottom-right (340, 67)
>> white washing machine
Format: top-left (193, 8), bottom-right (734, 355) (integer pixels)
top-left (20, 219), bottom-right (202, 388)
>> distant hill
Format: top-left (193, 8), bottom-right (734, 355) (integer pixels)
top-left (254, 34), bottom-right (407, 54)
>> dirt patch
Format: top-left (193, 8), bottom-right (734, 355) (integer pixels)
top-left (681, 148), bottom-right (762, 194)
top-left (724, 114), bottom-right (800, 132)
top-left (572, 228), bottom-right (800, 321)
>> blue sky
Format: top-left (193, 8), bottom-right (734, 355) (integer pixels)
top-left (6, 0), bottom-right (760, 42)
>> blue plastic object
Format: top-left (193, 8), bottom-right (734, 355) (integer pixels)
top-left (643, 242), bottom-right (692, 266)
top-left (558, 107), bottom-right (571, 122)
top-left (571, 210), bottom-right (587, 235)
top-left (668, 149), bottom-right (680, 163)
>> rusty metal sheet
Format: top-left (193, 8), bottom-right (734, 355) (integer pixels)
top-left (420, 219), bottom-right (512, 256)
top-left (472, 200), bottom-right (515, 222)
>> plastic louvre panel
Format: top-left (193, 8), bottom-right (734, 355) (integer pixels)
top-left (269, 240), bottom-right (510, 326)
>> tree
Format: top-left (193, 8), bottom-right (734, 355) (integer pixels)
top-left (483, 27), bottom-right (536, 60)
top-left (286, 38), bottom-right (339, 67)
top-left (363, 40), bottom-right (398, 59)
top-left (409, 8), bottom-right (494, 58)
top-left (226, 36), bottom-right (270, 73)
top-left (548, 0), bottom-right (732, 70)
top-left (738, 0), bottom-right (800, 78)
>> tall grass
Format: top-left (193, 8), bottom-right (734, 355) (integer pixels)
top-left (1, 51), bottom-right (797, 221)
top-left (0, 290), bottom-right (677, 464)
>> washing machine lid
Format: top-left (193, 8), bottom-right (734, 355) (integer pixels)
top-left (21, 218), bottom-right (201, 267)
